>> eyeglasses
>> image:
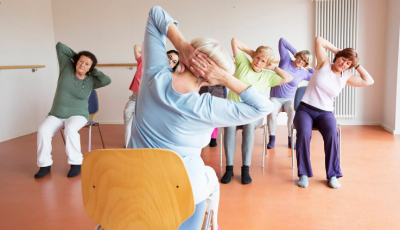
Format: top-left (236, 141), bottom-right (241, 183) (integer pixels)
top-left (168, 55), bottom-right (178, 65)
top-left (298, 55), bottom-right (308, 65)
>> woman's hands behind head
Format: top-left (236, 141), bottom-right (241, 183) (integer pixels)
top-left (265, 62), bottom-right (276, 71)
top-left (190, 54), bottom-right (229, 87)
top-left (177, 42), bottom-right (205, 77)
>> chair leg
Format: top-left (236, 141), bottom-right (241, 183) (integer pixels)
top-left (262, 125), bottom-right (266, 168)
top-left (60, 130), bottom-right (66, 145)
top-left (88, 125), bottom-right (92, 152)
top-left (202, 209), bottom-right (213, 230)
top-left (291, 125), bottom-right (295, 169)
top-left (97, 124), bottom-right (106, 149)
top-left (219, 129), bottom-right (223, 167)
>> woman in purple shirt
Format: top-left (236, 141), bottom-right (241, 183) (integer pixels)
top-left (267, 38), bottom-right (314, 149)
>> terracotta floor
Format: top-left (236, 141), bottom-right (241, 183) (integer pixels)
top-left (0, 125), bottom-right (399, 230)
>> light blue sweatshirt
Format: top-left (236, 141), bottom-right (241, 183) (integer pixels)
top-left (129, 6), bottom-right (274, 203)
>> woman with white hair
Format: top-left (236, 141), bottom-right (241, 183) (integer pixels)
top-left (128, 6), bottom-right (275, 229)
top-left (267, 38), bottom-right (314, 149)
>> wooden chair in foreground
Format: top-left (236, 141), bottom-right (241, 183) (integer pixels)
top-left (82, 149), bottom-right (213, 230)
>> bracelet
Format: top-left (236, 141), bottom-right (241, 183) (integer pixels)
top-left (355, 64), bottom-right (360, 69)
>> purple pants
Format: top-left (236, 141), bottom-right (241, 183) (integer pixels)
top-left (293, 102), bottom-right (342, 179)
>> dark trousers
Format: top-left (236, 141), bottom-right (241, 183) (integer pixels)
top-left (293, 102), bottom-right (342, 179)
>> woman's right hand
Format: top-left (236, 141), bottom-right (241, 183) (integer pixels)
top-left (190, 54), bottom-right (229, 87)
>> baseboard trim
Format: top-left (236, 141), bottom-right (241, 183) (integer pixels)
top-left (0, 129), bottom-right (37, 143)
top-left (380, 123), bottom-right (400, 134)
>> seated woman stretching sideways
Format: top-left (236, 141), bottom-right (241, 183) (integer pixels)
top-left (35, 42), bottom-right (111, 179)
top-left (221, 38), bottom-right (293, 185)
top-left (123, 44), bottom-right (180, 146)
top-left (128, 6), bottom-right (275, 229)
top-left (267, 38), bottom-right (314, 149)
top-left (294, 36), bottom-right (374, 189)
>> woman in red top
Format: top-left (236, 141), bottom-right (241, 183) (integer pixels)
top-left (124, 45), bottom-right (180, 146)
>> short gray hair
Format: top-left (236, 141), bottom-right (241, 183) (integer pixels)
top-left (191, 38), bottom-right (235, 75)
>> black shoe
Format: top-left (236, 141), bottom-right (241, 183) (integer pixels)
top-left (221, 166), bottom-right (234, 184)
top-left (209, 138), bottom-right (217, 147)
top-left (67, 165), bottom-right (81, 178)
top-left (241, 165), bottom-right (252, 184)
top-left (34, 166), bottom-right (51, 178)
top-left (267, 135), bottom-right (275, 149)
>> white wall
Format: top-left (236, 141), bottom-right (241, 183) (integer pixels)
top-left (0, 0), bottom-right (58, 142)
top-left (382, 0), bottom-right (400, 134)
top-left (2, 0), bottom-right (398, 142)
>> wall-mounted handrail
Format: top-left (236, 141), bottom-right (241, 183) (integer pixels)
top-left (97, 63), bottom-right (137, 67)
top-left (0, 65), bottom-right (45, 72)
top-left (0, 65), bottom-right (46, 69)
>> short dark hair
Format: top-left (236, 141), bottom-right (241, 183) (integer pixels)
top-left (72, 51), bottom-right (98, 75)
top-left (167, 50), bottom-right (179, 71)
top-left (333, 48), bottom-right (359, 69)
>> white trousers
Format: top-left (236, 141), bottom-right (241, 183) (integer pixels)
top-left (267, 97), bottom-right (295, 136)
top-left (124, 92), bottom-right (137, 147)
top-left (37, 115), bottom-right (88, 167)
top-left (199, 166), bottom-right (220, 229)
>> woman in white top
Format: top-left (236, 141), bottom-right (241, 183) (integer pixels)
top-left (294, 36), bottom-right (374, 189)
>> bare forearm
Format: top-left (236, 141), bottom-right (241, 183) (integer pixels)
top-left (232, 38), bottom-right (255, 57)
top-left (134, 44), bottom-right (142, 59)
top-left (275, 67), bottom-right (293, 84)
top-left (357, 66), bottom-right (374, 85)
top-left (317, 37), bottom-right (340, 54)
top-left (167, 23), bottom-right (188, 53)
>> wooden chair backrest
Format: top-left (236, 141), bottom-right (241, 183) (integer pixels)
top-left (82, 149), bottom-right (195, 230)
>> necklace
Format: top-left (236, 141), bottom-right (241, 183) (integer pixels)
top-left (74, 75), bottom-right (89, 92)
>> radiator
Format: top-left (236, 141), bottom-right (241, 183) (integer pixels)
top-left (315, 0), bottom-right (359, 118)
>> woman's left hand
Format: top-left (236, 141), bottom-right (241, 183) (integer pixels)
top-left (190, 54), bottom-right (229, 87)
top-left (265, 63), bottom-right (276, 71)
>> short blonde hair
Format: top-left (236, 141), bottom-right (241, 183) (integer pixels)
top-left (254, 46), bottom-right (275, 66)
top-left (190, 38), bottom-right (235, 75)
top-left (295, 50), bottom-right (313, 66)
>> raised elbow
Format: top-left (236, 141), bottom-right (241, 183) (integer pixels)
top-left (231, 38), bottom-right (237, 46)
top-left (149, 6), bottom-right (162, 18)
top-left (278, 37), bottom-right (284, 45)
top-left (282, 74), bottom-right (293, 84)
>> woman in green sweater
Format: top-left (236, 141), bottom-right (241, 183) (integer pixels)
top-left (34, 42), bottom-right (111, 179)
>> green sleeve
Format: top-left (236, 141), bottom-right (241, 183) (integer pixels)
top-left (56, 42), bottom-right (77, 70)
top-left (234, 50), bottom-right (251, 69)
top-left (92, 68), bottom-right (112, 89)
top-left (260, 71), bottom-right (282, 89)
top-left (268, 72), bottom-right (283, 87)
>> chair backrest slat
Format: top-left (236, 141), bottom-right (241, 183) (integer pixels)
top-left (88, 90), bottom-right (99, 116)
top-left (294, 86), bottom-right (307, 111)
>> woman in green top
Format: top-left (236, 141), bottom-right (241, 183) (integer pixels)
top-left (221, 38), bottom-right (293, 184)
top-left (34, 42), bottom-right (111, 179)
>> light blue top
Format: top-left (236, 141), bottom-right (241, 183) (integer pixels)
top-left (128, 6), bottom-right (274, 204)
